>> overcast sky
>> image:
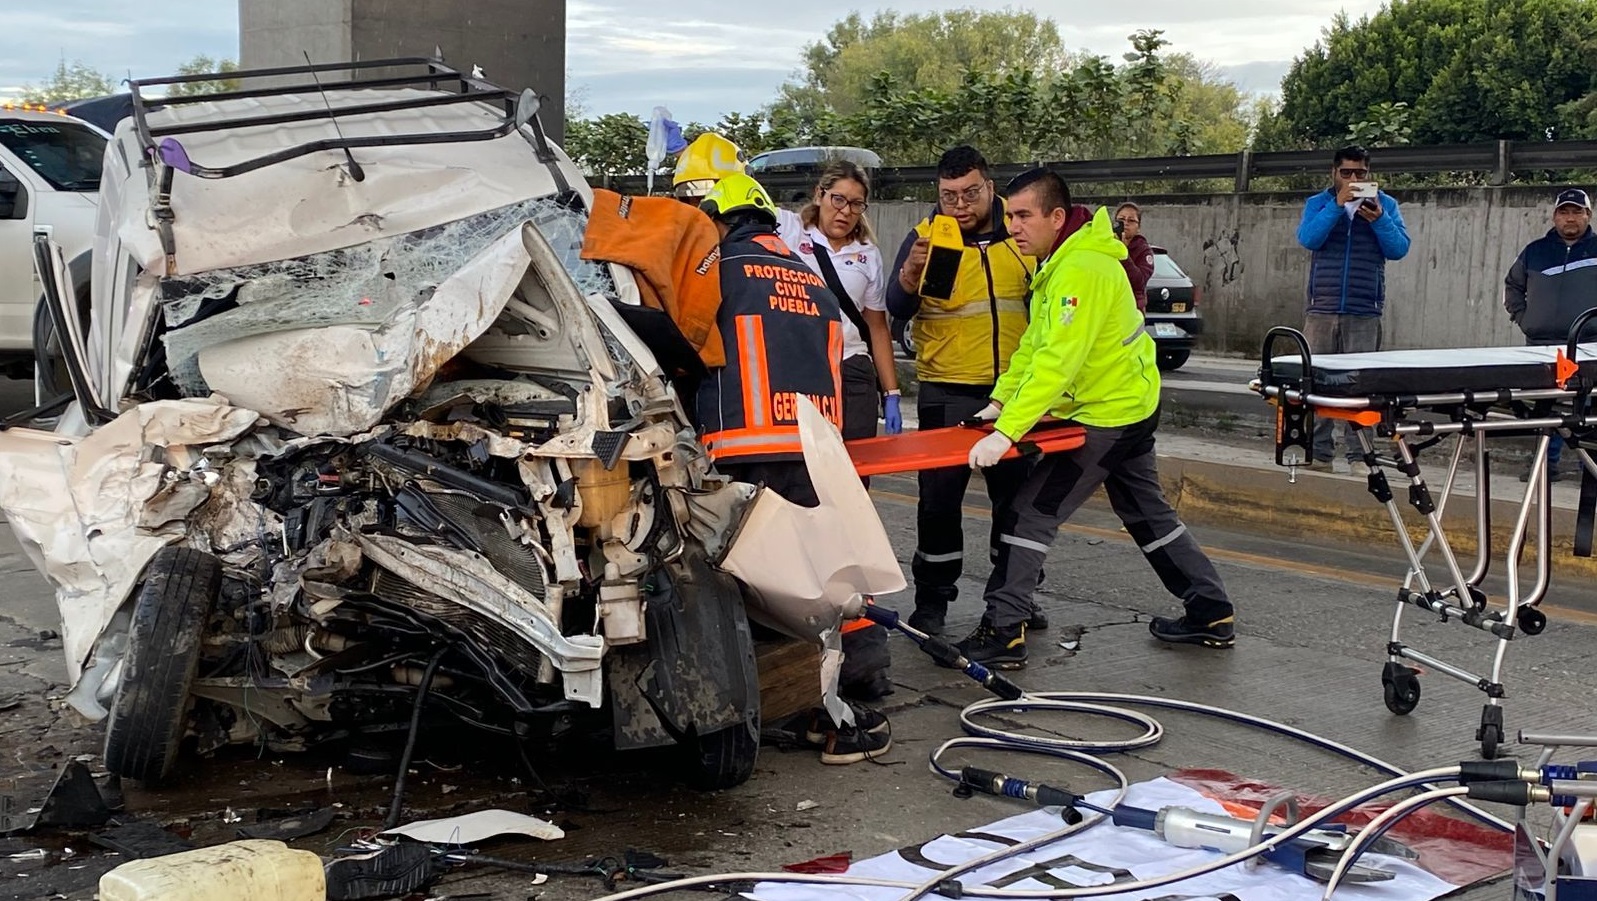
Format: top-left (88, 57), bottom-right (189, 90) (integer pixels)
top-left (0, 1), bottom-right (1388, 122)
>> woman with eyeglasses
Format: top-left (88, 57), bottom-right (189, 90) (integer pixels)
top-left (774, 161), bottom-right (904, 445)
top-left (1114, 202), bottom-right (1154, 313)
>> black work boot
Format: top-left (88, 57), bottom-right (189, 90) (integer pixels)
top-left (954, 620), bottom-right (1027, 669)
top-left (907, 586), bottom-right (956, 636)
top-left (1149, 612), bottom-right (1235, 649)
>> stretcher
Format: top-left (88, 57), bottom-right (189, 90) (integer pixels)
top-left (846, 420), bottom-right (1086, 477)
top-left (1252, 311), bottom-right (1597, 759)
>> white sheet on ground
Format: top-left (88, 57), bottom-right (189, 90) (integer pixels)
top-left (747, 777), bottom-right (1456, 901)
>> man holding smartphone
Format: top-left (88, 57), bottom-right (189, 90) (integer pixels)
top-left (1296, 145), bottom-right (1411, 471)
top-left (885, 145), bottom-right (1037, 637)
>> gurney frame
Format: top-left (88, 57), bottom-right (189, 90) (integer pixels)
top-left (1252, 313), bottom-right (1597, 759)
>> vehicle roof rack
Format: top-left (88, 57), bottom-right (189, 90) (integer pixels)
top-left (126, 55), bottom-right (556, 180)
top-left (127, 55), bottom-right (568, 276)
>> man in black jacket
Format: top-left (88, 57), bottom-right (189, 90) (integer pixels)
top-left (1504, 188), bottom-right (1597, 480)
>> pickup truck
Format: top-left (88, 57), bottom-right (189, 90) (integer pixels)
top-left (0, 103), bottom-right (107, 382)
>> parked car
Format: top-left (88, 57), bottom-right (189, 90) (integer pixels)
top-left (0, 103), bottom-right (107, 381)
top-left (892, 315), bottom-right (915, 358)
top-left (3, 59), bottom-right (897, 790)
top-left (1143, 245), bottom-right (1203, 371)
top-left (747, 146), bottom-right (882, 201)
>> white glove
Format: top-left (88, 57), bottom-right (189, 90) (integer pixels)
top-left (969, 431), bottom-right (1014, 469)
top-left (972, 402), bottom-right (1001, 421)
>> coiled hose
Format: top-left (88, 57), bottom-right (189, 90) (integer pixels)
top-left (590, 607), bottom-right (1515, 901)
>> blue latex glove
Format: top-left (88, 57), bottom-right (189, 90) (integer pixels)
top-left (883, 394), bottom-right (903, 435)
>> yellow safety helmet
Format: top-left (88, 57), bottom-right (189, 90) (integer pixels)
top-left (698, 173), bottom-right (777, 224)
top-left (673, 133), bottom-right (745, 198)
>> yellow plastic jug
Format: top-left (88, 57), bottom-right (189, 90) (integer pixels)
top-left (99, 839), bottom-right (325, 901)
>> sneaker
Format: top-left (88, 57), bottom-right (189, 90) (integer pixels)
top-left (325, 842), bottom-right (437, 901)
top-left (1148, 613), bottom-right (1235, 649)
top-left (1307, 459), bottom-right (1334, 473)
top-left (954, 621), bottom-right (1027, 669)
top-left (1027, 605), bottom-right (1050, 631)
top-left (804, 704), bottom-right (890, 745)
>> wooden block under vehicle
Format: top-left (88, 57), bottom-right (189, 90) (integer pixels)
top-left (756, 638), bottom-right (820, 722)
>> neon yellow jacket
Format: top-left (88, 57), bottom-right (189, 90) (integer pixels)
top-left (992, 206), bottom-right (1160, 438)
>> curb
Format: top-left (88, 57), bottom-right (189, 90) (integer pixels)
top-left (892, 355), bottom-right (1597, 583)
top-left (1152, 453), bottom-right (1597, 584)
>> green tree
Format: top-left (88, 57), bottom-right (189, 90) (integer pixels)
top-left (780, 9), bottom-right (1070, 120)
top-left (562, 112), bottom-right (649, 176)
top-left (165, 55), bottom-right (242, 97)
top-left (20, 59), bottom-right (116, 104)
top-left (1265, 0), bottom-right (1597, 147)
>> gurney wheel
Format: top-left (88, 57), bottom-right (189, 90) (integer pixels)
top-left (1516, 607), bottom-right (1547, 636)
top-left (1479, 724), bottom-right (1502, 760)
top-left (1381, 665), bottom-right (1421, 715)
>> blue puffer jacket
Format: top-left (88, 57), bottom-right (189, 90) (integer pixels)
top-left (1296, 189), bottom-right (1411, 316)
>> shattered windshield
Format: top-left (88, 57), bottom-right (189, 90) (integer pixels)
top-left (157, 195), bottom-right (615, 395)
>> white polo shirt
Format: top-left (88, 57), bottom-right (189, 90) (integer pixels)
top-left (776, 209), bottom-right (885, 361)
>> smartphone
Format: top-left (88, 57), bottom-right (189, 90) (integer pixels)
top-left (1350, 181), bottom-right (1379, 199)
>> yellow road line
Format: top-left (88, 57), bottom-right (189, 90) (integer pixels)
top-left (869, 488), bottom-right (1597, 627)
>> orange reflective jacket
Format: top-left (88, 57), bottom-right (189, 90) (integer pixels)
top-left (697, 224), bottom-right (844, 464)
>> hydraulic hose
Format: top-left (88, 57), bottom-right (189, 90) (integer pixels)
top-left (1319, 785), bottom-right (1472, 900)
top-left (589, 605), bottom-right (1518, 901)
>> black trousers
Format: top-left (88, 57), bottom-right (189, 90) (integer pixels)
top-left (911, 381), bottom-right (1029, 606)
top-left (982, 408), bottom-right (1231, 628)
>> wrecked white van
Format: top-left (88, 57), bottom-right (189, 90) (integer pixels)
top-left (1, 58), bottom-right (901, 789)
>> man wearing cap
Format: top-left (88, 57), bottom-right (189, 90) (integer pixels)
top-left (1504, 187), bottom-right (1597, 480)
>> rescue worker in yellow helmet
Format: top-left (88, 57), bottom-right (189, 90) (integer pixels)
top-left (674, 133), bottom-right (746, 199)
top-left (695, 173), bottom-right (892, 765)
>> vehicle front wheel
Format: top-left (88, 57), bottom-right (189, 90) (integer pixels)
top-left (103, 547), bottom-right (221, 785)
top-left (1156, 348), bottom-right (1191, 372)
top-left (683, 718), bottom-right (759, 790)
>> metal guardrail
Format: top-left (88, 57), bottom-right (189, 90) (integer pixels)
top-left (600, 139), bottom-right (1597, 195)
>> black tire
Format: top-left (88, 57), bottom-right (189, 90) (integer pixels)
top-left (683, 718), bottom-right (759, 791)
top-left (1381, 662), bottom-right (1420, 715)
top-left (892, 318), bottom-right (915, 357)
top-left (1156, 348), bottom-right (1191, 372)
top-left (1517, 606), bottom-right (1547, 636)
top-left (103, 547), bottom-right (221, 785)
top-left (1479, 724), bottom-right (1502, 760)
top-left (33, 281), bottom-right (91, 400)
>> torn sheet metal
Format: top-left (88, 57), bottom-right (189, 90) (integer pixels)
top-left (380, 809), bottom-right (564, 845)
top-left (718, 396), bottom-right (906, 723)
top-left (189, 224), bottom-right (530, 437)
top-left (460, 222), bottom-right (619, 385)
top-left (355, 534), bottom-right (605, 706)
top-left (0, 398), bottom-right (261, 690)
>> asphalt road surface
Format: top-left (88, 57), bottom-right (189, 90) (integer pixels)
top-left (1, 375), bottom-right (1593, 900)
